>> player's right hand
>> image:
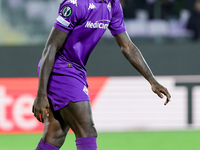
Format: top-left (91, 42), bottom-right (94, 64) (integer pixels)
top-left (32, 95), bottom-right (50, 123)
top-left (151, 82), bottom-right (171, 105)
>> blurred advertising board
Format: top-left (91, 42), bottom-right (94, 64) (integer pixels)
top-left (0, 76), bottom-right (200, 134)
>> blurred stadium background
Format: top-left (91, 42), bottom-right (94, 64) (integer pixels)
top-left (0, 0), bottom-right (200, 149)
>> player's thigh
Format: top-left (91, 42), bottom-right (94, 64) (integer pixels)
top-left (42, 108), bottom-right (70, 147)
top-left (59, 101), bottom-right (97, 138)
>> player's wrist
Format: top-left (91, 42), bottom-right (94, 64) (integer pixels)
top-left (149, 77), bottom-right (158, 86)
top-left (37, 90), bottom-right (47, 97)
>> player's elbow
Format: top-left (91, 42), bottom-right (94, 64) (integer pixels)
top-left (121, 46), bottom-right (128, 56)
top-left (121, 42), bottom-right (134, 56)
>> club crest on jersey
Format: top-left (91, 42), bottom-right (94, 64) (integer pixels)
top-left (83, 85), bottom-right (89, 95)
top-left (107, 2), bottom-right (111, 12)
top-left (62, 6), bottom-right (72, 17)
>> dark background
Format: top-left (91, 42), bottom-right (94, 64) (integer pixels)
top-left (0, 39), bottom-right (199, 77)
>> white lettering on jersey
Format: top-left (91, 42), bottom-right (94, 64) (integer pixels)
top-left (57, 16), bottom-right (70, 27)
top-left (88, 3), bottom-right (96, 10)
top-left (85, 20), bottom-right (110, 29)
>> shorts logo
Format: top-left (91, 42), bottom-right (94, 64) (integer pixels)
top-left (62, 6), bottom-right (72, 17)
top-left (83, 86), bottom-right (89, 95)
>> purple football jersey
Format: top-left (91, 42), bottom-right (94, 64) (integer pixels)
top-left (53, 0), bottom-right (126, 76)
top-left (38, 0), bottom-right (126, 110)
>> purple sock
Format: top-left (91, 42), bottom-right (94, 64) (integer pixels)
top-left (35, 138), bottom-right (59, 150)
top-left (76, 137), bottom-right (98, 150)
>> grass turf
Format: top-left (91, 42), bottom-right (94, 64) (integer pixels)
top-left (0, 130), bottom-right (199, 150)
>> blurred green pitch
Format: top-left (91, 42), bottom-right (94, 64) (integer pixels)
top-left (0, 130), bottom-right (199, 150)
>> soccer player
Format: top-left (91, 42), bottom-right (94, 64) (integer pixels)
top-left (32, 0), bottom-right (171, 150)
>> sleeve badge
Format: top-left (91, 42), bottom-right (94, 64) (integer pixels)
top-left (62, 6), bottom-right (72, 17)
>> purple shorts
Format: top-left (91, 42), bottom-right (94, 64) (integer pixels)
top-left (38, 60), bottom-right (90, 111)
top-left (47, 73), bottom-right (90, 111)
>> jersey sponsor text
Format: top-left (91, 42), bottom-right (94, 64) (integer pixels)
top-left (85, 21), bottom-right (109, 29)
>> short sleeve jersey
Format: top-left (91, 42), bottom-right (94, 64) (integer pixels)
top-left (54, 0), bottom-right (125, 63)
top-left (44, 0), bottom-right (126, 84)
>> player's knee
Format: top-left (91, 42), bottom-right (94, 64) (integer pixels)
top-left (87, 125), bottom-right (97, 137)
top-left (43, 116), bottom-right (69, 147)
top-left (43, 126), bottom-right (67, 147)
top-left (77, 123), bottom-right (97, 138)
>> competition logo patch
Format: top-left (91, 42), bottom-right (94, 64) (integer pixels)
top-left (83, 85), bottom-right (89, 95)
top-left (62, 6), bottom-right (72, 17)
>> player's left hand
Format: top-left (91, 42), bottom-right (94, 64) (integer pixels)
top-left (151, 82), bottom-right (171, 105)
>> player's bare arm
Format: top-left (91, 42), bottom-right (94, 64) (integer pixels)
top-left (32, 27), bottom-right (68, 123)
top-left (114, 32), bottom-right (171, 105)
